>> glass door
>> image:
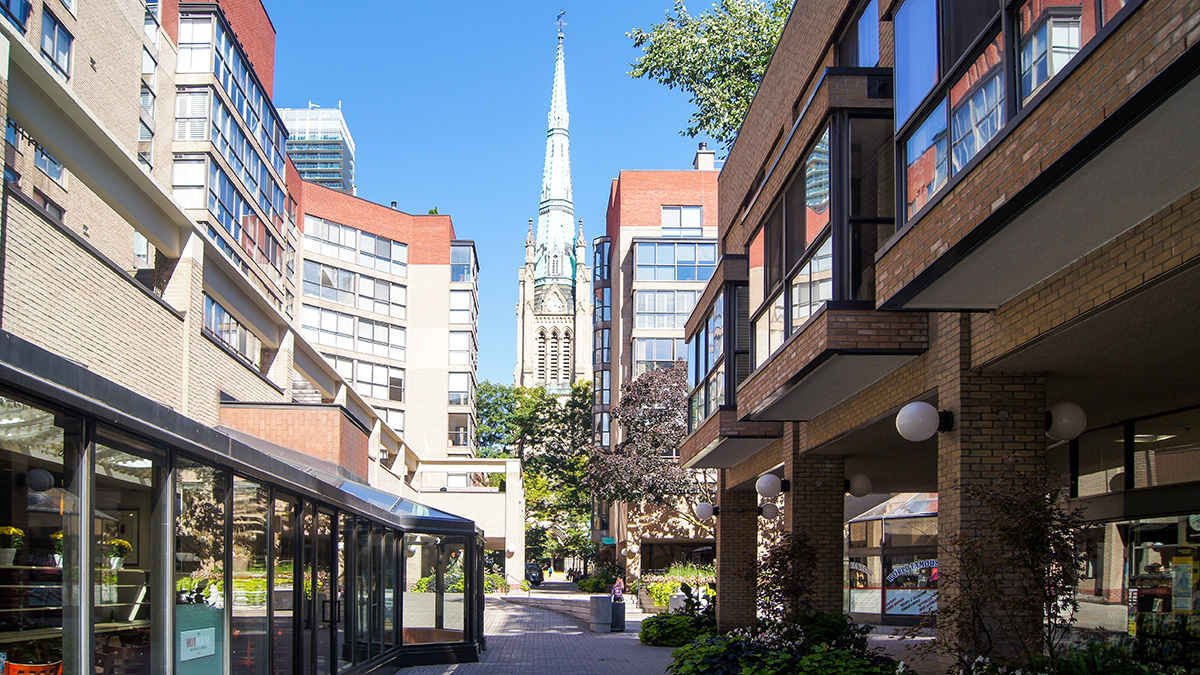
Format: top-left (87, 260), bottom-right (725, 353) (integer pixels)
top-left (300, 505), bottom-right (335, 675)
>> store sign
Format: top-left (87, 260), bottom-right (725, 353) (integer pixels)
top-left (884, 588), bottom-right (937, 615)
top-left (179, 627), bottom-right (215, 662)
top-left (886, 559), bottom-right (937, 583)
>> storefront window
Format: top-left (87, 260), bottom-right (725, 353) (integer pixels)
top-left (94, 443), bottom-right (160, 673)
top-left (846, 556), bottom-right (882, 614)
top-left (271, 494), bottom-right (297, 675)
top-left (1077, 424), bottom-right (1124, 496)
top-left (1132, 409), bottom-right (1200, 489)
top-left (883, 555), bottom-right (938, 616)
top-left (174, 459), bottom-right (227, 674)
top-left (403, 534), bottom-right (467, 644)
top-left (0, 395), bottom-right (78, 672)
top-left (231, 476), bottom-right (268, 674)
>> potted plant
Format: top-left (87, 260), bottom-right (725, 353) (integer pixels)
top-left (108, 538), bottom-right (132, 570)
top-left (51, 531), bottom-right (63, 567)
top-left (0, 526), bottom-right (24, 566)
top-left (5, 639), bottom-right (62, 673)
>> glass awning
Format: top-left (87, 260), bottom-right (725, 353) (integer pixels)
top-left (850, 492), bottom-right (938, 521)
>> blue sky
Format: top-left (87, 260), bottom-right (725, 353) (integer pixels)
top-left (263, 1), bottom-right (717, 385)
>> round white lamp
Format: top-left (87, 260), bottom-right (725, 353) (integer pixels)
top-left (25, 468), bottom-right (53, 492)
top-left (406, 544), bottom-right (418, 558)
top-left (846, 473), bottom-right (873, 497)
top-left (1047, 402), bottom-right (1087, 441)
top-left (696, 502), bottom-right (715, 521)
top-left (755, 473), bottom-right (782, 499)
top-left (760, 502), bottom-right (779, 520)
top-left (628, 544), bottom-right (640, 555)
top-left (896, 401), bottom-right (949, 442)
top-left (505, 547), bottom-right (516, 559)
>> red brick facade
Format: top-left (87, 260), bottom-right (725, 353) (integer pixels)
top-left (219, 404), bottom-right (370, 481)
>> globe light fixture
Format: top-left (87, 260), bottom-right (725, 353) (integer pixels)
top-left (25, 468), bottom-right (53, 492)
top-left (696, 502), bottom-right (715, 521)
top-left (896, 401), bottom-right (954, 442)
top-left (759, 502), bottom-right (779, 520)
top-left (1046, 402), bottom-right (1088, 441)
top-left (506, 547), bottom-right (516, 559)
top-left (755, 473), bottom-right (782, 499)
top-left (846, 473), bottom-right (873, 497)
top-left (628, 544), bottom-right (640, 555)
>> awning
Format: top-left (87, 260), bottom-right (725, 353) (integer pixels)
top-left (601, 537), bottom-right (615, 545)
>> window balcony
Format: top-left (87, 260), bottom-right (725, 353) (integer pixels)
top-left (737, 96), bottom-right (929, 423)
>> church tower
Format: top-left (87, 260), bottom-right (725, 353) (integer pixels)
top-left (515, 29), bottom-right (593, 394)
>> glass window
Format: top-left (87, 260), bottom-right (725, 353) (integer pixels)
top-left (849, 117), bottom-right (895, 219)
top-left (449, 331), bottom-right (473, 366)
top-left (450, 245), bottom-right (473, 282)
top-left (0, 396), bottom-right (78, 669)
top-left (634, 290), bottom-right (699, 329)
top-left (448, 373), bottom-right (471, 406)
top-left (177, 16), bottom-right (213, 73)
top-left (790, 236), bottom-right (834, 329)
top-left (883, 555), bottom-right (938, 616)
top-left (594, 287), bottom-right (611, 322)
top-left (34, 145), bottom-right (65, 186)
top-left (593, 328), bottom-right (610, 364)
top-left (231, 477), bottom-right (268, 675)
top-left (203, 293), bottom-right (262, 368)
top-left (356, 361), bottom-right (404, 402)
top-left (594, 411), bottom-right (611, 447)
top-left (840, 0), bottom-right (880, 67)
top-left (361, 232), bottom-right (408, 277)
top-left (1, 0), bottom-right (31, 31)
top-left (271, 495), bottom-right (297, 675)
top-left (172, 158), bottom-right (206, 209)
top-left (1017, 0), bottom-right (1094, 104)
top-left (302, 261), bottom-right (356, 306)
top-left (305, 216), bottom-right (358, 264)
top-left (93, 443), bottom-right (162, 672)
top-left (634, 338), bottom-right (686, 376)
top-left (945, 0), bottom-right (1001, 70)
top-left (448, 413), bottom-right (470, 447)
top-left (754, 292), bottom-right (786, 367)
top-left (1132, 409), bottom-right (1200, 490)
top-left (40, 8), bottom-right (71, 79)
top-left (904, 101), bottom-right (949, 220)
top-left (175, 459), bottom-right (227, 672)
top-left (894, 0), bottom-right (938, 126)
top-left (661, 205), bottom-right (703, 237)
top-left (449, 290), bottom-right (474, 324)
top-left (635, 242), bottom-right (717, 281)
top-left (402, 534), bottom-right (467, 644)
top-left (594, 369), bottom-right (611, 406)
top-left (949, 34), bottom-right (1005, 173)
top-left (300, 304), bottom-right (354, 350)
top-left (357, 317), bottom-right (405, 361)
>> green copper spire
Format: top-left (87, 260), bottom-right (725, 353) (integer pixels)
top-left (534, 30), bottom-right (576, 284)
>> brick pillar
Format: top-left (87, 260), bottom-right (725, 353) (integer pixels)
top-left (785, 422), bottom-right (845, 614)
top-left (715, 470), bottom-right (757, 633)
top-left (934, 313), bottom-right (1046, 660)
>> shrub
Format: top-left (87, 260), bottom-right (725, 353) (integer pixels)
top-left (648, 580), bottom-right (681, 606)
top-left (577, 576), bottom-right (609, 593)
top-left (640, 613), bottom-right (711, 647)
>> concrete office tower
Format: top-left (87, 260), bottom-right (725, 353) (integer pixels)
top-left (515, 29), bottom-right (592, 393)
top-left (590, 146), bottom-right (720, 584)
top-left (280, 106), bottom-right (356, 194)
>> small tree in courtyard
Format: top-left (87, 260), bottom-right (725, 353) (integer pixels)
top-left (909, 464), bottom-right (1085, 673)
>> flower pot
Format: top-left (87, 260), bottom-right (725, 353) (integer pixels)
top-left (110, 556), bottom-right (124, 570)
top-left (6, 660), bottom-right (63, 674)
top-left (0, 547), bottom-right (16, 566)
top-left (53, 554), bottom-right (62, 567)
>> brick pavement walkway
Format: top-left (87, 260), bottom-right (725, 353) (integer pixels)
top-left (395, 596), bottom-right (674, 675)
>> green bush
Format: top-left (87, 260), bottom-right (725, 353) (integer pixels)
top-left (577, 576), bottom-right (610, 593)
top-left (639, 613), bottom-right (712, 647)
top-left (648, 580), bottom-right (681, 606)
top-left (962, 640), bottom-right (1198, 675)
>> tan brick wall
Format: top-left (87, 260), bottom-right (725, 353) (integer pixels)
top-left (786, 423), bottom-right (845, 614)
top-left (0, 190), bottom-right (184, 409)
top-left (716, 472), bottom-right (758, 632)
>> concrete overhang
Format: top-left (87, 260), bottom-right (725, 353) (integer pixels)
top-left (680, 409), bottom-right (782, 469)
top-left (884, 50), bottom-right (1200, 311)
top-left (739, 307), bottom-right (927, 422)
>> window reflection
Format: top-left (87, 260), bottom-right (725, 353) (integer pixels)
top-left (905, 101), bottom-right (949, 219)
top-left (174, 459), bottom-right (226, 673)
top-left (894, 0), bottom-right (939, 125)
top-left (950, 34), bottom-right (1005, 173)
top-left (94, 444), bottom-right (159, 674)
top-left (231, 476), bottom-right (268, 675)
top-left (1018, 0), bottom-right (1096, 103)
top-left (0, 396), bottom-right (73, 671)
top-left (271, 495), bottom-right (296, 675)
top-left (789, 237), bottom-right (833, 329)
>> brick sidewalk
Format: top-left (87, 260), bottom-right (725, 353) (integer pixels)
top-left (395, 596), bottom-right (675, 675)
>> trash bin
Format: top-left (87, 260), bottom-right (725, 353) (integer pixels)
top-left (610, 597), bottom-right (626, 631)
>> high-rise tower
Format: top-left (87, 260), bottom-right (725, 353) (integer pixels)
top-left (515, 30), bottom-right (592, 393)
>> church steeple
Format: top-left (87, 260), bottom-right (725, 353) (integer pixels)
top-left (533, 30), bottom-right (575, 284)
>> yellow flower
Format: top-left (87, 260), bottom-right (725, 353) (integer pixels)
top-left (108, 538), bottom-right (133, 558)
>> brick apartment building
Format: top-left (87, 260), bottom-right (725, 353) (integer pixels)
top-left (0, 0), bottom-right (510, 670)
top-left (590, 146), bottom-right (720, 583)
top-left (680, 0), bottom-right (1200, 658)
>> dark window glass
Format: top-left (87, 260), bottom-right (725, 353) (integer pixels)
top-left (271, 495), bottom-right (297, 675)
top-left (894, 0), bottom-right (939, 126)
top-left (840, 0), bottom-right (881, 66)
top-left (764, 205), bottom-right (784, 291)
top-left (849, 117), bottom-right (895, 218)
top-left (231, 477), bottom-right (269, 675)
top-left (784, 176), bottom-right (806, 272)
top-left (175, 459), bottom-right (227, 671)
top-left (804, 130), bottom-right (831, 241)
top-left (945, 0), bottom-right (1001, 70)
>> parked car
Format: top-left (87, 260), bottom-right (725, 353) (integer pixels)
top-left (525, 563), bottom-right (544, 586)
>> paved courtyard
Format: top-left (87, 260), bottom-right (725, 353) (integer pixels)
top-left (395, 595), bottom-right (675, 675)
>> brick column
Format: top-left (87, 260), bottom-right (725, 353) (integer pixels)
top-left (715, 470), bottom-right (757, 633)
top-left (934, 313), bottom-right (1046, 659)
top-left (785, 422), bottom-right (845, 614)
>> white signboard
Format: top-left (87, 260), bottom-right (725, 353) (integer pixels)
top-left (179, 627), bottom-right (216, 662)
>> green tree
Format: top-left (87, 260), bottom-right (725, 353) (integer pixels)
top-left (628, 0), bottom-right (791, 148)
top-left (474, 381), bottom-right (557, 461)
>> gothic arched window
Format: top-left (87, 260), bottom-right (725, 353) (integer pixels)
top-left (536, 329), bottom-right (547, 383)
top-left (549, 329), bottom-right (561, 383)
top-left (561, 330), bottom-right (572, 383)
